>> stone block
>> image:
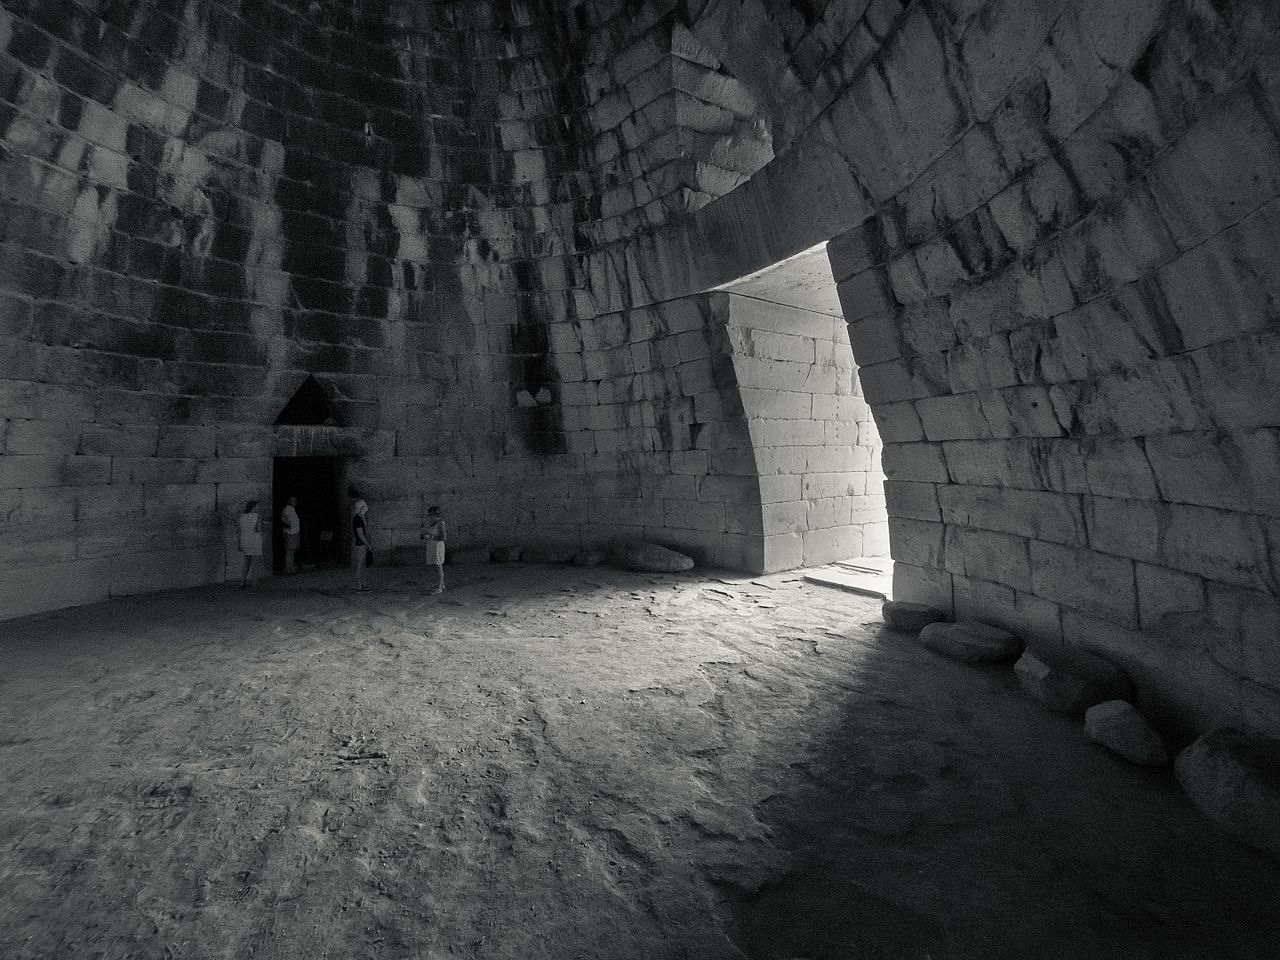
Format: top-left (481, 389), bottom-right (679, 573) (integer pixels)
top-left (662, 498), bottom-right (725, 533)
top-left (760, 500), bottom-right (807, 535)
top-left (1085, 700), bottom-right (1169, 766)
top-left (943, 525), bottom-right (1031, 592)
top-left (1157, 200), bottom-right (1280, 352)
top-left (917, 393), bottom-right (991, 441)
top-left (1136, 563), bottom-right (1205, 632)
top-left (1015, 647), bottom-right (1133, 715)
top-left (762, 532), bottom-right (803, 573)
top-left (1176, 728), bottom-right (1280, 861)
top-left (884, 480), bottom-right (940, 522)
top-left (889, 518), bottom-right (945, 568)
top-left (1030, 540), bottom-right (1137, 628)
top-left (1082, 437), bottom-right (1160, 500)
top-left (614, 540), bottom-right (694, 572)
top-left (938, 484), bottom-right (1085, 547)
top-left (871, 400), bottom-right (925, 443)
top-left (882, 600), bottom-right (948, 634)
top-left (881, 441), bottom-right (948, 483)
top-left (1149, 90), bottom-right (1280, 250)
top-left (803, 524), bottom-right (861, 567)
top-left (891, 560), bottom-right (952, 609)
top-left (919, 620), bottom-right (1022, 662)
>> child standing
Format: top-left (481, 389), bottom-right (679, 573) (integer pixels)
top-left (422, 504), bottom-right (446, 594)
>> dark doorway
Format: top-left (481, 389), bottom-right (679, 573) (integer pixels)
top-left (271, 456), bottom-right (347, 573)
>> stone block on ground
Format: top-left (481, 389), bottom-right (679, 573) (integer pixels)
top-left (523, 545), bottom-right (577, 564)
top-left (1175, 728), bottom-right (1280, 861)
top-left (492, 545), bottom-right (523, 563)
top-left (450, 546), bottom-right (492, 564)
top-left (1084, 700), bottom-right (1169, 766)
top-left (573, 548), bottom-right (607, 567)
top-left (614, 541), bottom-right (695, 573)
top-left (917, 620), bottom-right (1021, 662)
top-left (1014, 648), bottom-right (1132, 715)
top-left (882, 600), bottom-right (948, 634)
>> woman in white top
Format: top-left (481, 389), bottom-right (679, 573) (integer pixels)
top-left (238, 501), bottom-right (263, 587)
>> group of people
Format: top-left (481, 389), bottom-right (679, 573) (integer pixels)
top-left (236, 497), bottom-right (446, 593)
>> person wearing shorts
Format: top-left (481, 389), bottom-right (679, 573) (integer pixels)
top-left (422, 504), bottom-right (446, 594)
top-left (238, 500), bottom-right (263, 587)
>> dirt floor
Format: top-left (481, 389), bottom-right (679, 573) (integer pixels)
top-left (2, 562), bottom-right (1278, 960)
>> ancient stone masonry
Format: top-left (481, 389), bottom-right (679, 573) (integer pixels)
top-left (2, 0), bottom-right (1280, 744)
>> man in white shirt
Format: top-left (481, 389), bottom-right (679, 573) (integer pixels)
top-left (280, 496), bottom-right (301, 574)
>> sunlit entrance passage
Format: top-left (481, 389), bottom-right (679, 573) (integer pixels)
top-left (271, 456), bottom-right (348, 573)
top-left (716, 243), bottom-right (890, 575)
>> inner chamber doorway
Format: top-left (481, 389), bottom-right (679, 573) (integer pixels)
top-left (271, 456), bottom-right (348, 573)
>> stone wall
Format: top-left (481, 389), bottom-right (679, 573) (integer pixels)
top-left (0, 0), bottom-right (783, 617)
top-left (2, 0), bottom-right (1280, 743)
top-left (814, 0), bottom-right (1280, 739)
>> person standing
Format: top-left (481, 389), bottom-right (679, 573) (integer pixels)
top-left (352, 499), bottom-right (371, 591)
top-left (238, 500), bottom-right (263, 587)
top-left (280, 495), bottom-right (301, 574)
top-left (421, 504), bottom-right (446, 594)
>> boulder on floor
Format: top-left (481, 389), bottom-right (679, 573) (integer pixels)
top-left (1014, 648), bottom-right (1132, 715)
top-left (1084, 700), bottom-right (1168, 766)
top-left (882, 600), bottom-right (948, 634)
top-left (491, 545), bottom-right (523, 563)
top-left (917, 620), bottom-right (1021, 662)
top-left (614, 541), bottom-right (694, 573)
top-left (449, 546), bottom-right (492, 564)
top-left (1176, 728), bottom-right (1280, 861)
top-left (572, 548), bottom-right (607, 567)
top-left (523, 545), bottom-right (577, 564)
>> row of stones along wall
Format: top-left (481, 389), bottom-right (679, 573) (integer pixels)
top-left (815, 0), bottom-right (1280, 739)
top-left (562, 0), bottom-right (1280, 740)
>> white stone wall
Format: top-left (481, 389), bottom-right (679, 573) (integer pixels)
top-left (724, 295), bottom-right (885, 570)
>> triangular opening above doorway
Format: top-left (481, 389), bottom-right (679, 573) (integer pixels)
top-left (275, 375), bottom-right (342, 427)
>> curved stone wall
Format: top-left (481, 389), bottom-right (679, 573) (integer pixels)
top-left (598, 0), bottom-right (1280, 738)
top-left (2, 0), bottom-right (1279, 740)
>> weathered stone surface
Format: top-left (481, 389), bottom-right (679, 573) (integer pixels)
top-left (1176, 728), bottom-right (1280, 861)
top-left (449, 547), bottom-right (492, 565)
top-left (882, 600), bottom-right (948, 634)
top-left (1014, 649), bottom-right (1133, 715)
top-left (572, 548), bottom-right (607, 567)
top-left (1084, 700), bottom-right (1169, 766)
top-left (917, 620), bottom-right (1021, 662)
top-left (614, 541), bottom-right (695, 573)
top-left (492, 546), bottom-right (524, 564)
top-left (522, 546), bottom-right (577, 564)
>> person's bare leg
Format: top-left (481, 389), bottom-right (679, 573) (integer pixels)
top-left (434, 563), bottom-right (444, 594)
top-left (241, 556), bottom-right (252, 587)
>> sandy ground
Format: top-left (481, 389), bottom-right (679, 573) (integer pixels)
top-left (1, 562), bottom-right (1278, 960)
